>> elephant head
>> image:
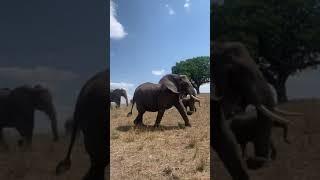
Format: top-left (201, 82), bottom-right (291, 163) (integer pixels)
top-left (159, 74), bottom-right (201, 102)
top-left (32, 85), bottom-right (59, 141)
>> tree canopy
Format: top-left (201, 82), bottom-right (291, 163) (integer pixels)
top-left (172, 56), bottom-right (210, 94)
top-left (212, 0), bottom-right (320, 102)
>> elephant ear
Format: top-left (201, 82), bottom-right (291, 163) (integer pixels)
top-left (159, 74), bottom-right (180, 94)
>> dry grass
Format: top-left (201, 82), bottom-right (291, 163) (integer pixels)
top-left (0, 134), bottom-right (88, 180)
top-left (212, 98), bottom-right (320, 180)
top-left (111, 94), bottom-right (210, 180)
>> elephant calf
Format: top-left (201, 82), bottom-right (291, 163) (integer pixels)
top-left (181, 95), bottom-right (201, 115)
top-left (127, 74), bottom-right (201, 127)
top-left (229, 109), bottom-right (290, 161)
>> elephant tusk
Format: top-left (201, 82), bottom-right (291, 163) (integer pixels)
top-left (191, 94), bottom-right (201, 102)
top-left (257, 105), bottom-right (291, 124)
top-left (273, 107), bottom-right (304, 116)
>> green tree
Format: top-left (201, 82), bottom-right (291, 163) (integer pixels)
top-left (172, 56), bottom-right (210, 94)
top-left (213, 0), bottom-right (320, 102)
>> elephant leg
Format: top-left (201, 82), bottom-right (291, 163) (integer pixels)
top-left (175, 101), bottom-right (191, 127)
top-left (154, 109), bottom-right (165, 127)
top-left (270, 139), bottom-right (277, 160)
top-left (83, 130), bottom-right (106, 180)
top-left (134, 111), bottom-right (145, 126)
top-left (0, 127), bottom-right (9, 150)
top-left (240, 143), bottom-right (247, 158)
top-left (16, 125), bottom-right (33, 147)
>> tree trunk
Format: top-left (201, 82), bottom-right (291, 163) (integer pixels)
top-left (195, 86), bottom-right (200, 94)
top-left (274, 74), bottom-right (289, 103)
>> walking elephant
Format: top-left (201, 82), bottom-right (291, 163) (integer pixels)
top-left (56, 69), bottom-right (108, 180)
top-left (110, 88), bottom-right (128, 108)
top-left (127, 74), bottom-right (201, 127)
top-left (0, 85), bottom-right (59, 147)
top-left (211, 41), bottom-right (302, 179)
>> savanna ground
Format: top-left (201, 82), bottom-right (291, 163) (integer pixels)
top-left (0, 131), bottom-right (88, 180)
top-left (212, 98), bottom-right (320, 180)
top-left (111, 94), bottom-right (210, 180)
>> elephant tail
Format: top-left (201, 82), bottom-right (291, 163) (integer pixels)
top-left (127, 99), bottom-right (135, 117)
top-left (56, 110), bottom-right (81, 175)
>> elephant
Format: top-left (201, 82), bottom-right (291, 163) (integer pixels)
top-left (0, 85), bottom-right (59, 147)
top-left (229, 109), bottom-right (290, 161)
top-left (181, 95), bottom-right (201, 115)
top-left (56, 69), bottom-right (108, 180)
top-left (211, 41), bottom-right (302, 179)
top-left (127, 74), bottom-right (201, 127)
top-left (110, 88), bottom-right (128, 108)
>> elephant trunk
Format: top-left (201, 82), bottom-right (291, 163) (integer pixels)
top-left (46, 104), bottom-right (59, 142)
top-left (124, 94), bottom-right (128, 107)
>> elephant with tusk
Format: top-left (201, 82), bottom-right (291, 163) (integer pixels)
top-left (127, 74), bottom-right (201, 127)
top-left (229, 108), bottom-right (291, 161)
top-left (110, 88), bottom-right (128, 108)
top-left (211, 41), bottom-right (303, 179)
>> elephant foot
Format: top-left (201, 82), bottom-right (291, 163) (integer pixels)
top-left (246, 156), bottom-right (268, 170)
top-left (187, 111), bottom-right (193, 115)
top-left (185, 122), bottom-right (191, 127)
top-left (285, 139), bottom-right (291, 144)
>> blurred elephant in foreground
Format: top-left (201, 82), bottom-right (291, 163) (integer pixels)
top-left (110, 88), bottom-right (128, 108)
top-left (56, 69), bottom-right (108, 180)
top-left (127, 74), bottom-right (201, 127)
top-left (211, 41), bottom-right (302, 179)
top-left (0, 85), bottom-right (59, 147)
top-left (229, 108), bottom-right (290, 160)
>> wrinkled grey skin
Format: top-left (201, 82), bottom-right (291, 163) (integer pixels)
top-left (229, 109), bottom-right (290, 161)
top-left (212, 41), bottom-right (295, 170)
top-left (110, 88), bottom-right (128, 108)
top-left (56, 70), bottom-right (108, 180)
top-left (127, 74), bottom-right (200, 127)
top-left (0, 85), bottom-right (59, 147)
top-left (181, 95), bottom-right (201, 115)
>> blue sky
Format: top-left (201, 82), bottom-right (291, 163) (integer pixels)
top-left (110, 0), bottom-right (210, 101)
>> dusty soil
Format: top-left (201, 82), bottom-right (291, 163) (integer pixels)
top-left (111, 94), bottom-right (210, 180)
top-left (0, 133), bottom-right (89, 180)
top-left (212, 98), bottom-right (320, 180)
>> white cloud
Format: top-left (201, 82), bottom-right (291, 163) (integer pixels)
top-left (0, 66), bottom-right (79, 82)
top-left (165, 4), bottom-right (175, 15)
top-left (110, 0), bottom-right (127, 39)
top-left (152, 69), bottom-right (166, 76)
top-left (0, 66), bottom-right (79, 91)
top-left (110, 82), bottom-right (134, 90)
top-left (184, 0), bottom-right (191, 11)
top-left (199, 82), bottom-right (210, 93)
